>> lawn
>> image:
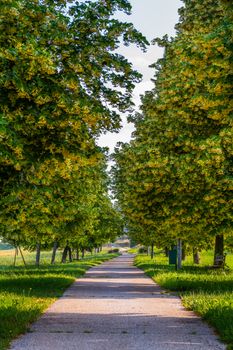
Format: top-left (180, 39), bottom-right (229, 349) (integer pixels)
top-left (0, 249), bottom-right (118, 350)
top-left (135, 250), bottom-right (233, 350)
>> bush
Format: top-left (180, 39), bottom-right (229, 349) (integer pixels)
top-left (108, 248), bottom-right (119, 253)
top-left (138, 247), bottom-right (148, 254)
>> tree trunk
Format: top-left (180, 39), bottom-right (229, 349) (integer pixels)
top-left (51, 241), bottom-right (58, 264)
top-left (68, 247), bottom-right (72, 262)
top-left (81, 249), bottom-right (85, 259)
top-left (36, 243), bottom-right (41, 266)
top-left (193, 248), bottom-right (200, 264)
top-left (150, 243), bottom-right (154, 259)
top-left (176, 239), bottom-right (182, 270)
top-left (164, 247), bottom-right (169, 257)
top-left (61, 245), bottom-right (69, 263)
top-left (214, 234), bottom-right (224, 267)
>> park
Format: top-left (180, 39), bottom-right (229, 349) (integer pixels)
top-left (0, 0), bottom-right (232, 349)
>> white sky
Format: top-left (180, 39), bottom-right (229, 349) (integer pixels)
top-left (97, 0), bottom-right (183, 152)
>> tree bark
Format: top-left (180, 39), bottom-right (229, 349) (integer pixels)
top-left (61, 245), bottom-right (69, 263)
top-left (150, 243), bottom-right (154, 259)
top-left (214, 234), bottom-right (224, 267)
top-left (81, 249), bottom-right (85, 259)
top-left (193, 248), bottom-right (200, 264)
top-left (36, 243), bottom-right (41, 266)
top-left (68, 247), bottom-right (72, 262)
top-left (176, 239), bottom-right (182, 270)
top-left (51, 241), bottom-right (58, 264)
top-left (164, 247), bottom-right (169, 257)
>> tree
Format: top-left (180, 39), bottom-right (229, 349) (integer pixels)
top-left (112, 0), bottom-right (233, 267)
top-left (0, 0), bottom-right (148, 264)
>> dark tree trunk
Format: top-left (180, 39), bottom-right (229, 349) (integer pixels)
top-left (214, 234), bottom-right (224, 267)
top-left (68, 247), bottom-right (72, 262)
top-left (51, 241), bottom-right (58, 264)
top-left (61, 245), bottom-right (69, 263)
top-left (165, 247), bottom-right (169, 257)
top-left (193, 248), bottom-right (200, 264)
top-left (36, 243), bottom-right (41, 266)
top-left (81, 249), bottom-right (85, 259)
top-left (150, 243), bottom-right (154, 259)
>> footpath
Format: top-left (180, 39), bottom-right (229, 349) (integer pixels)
top-left (10, 254), bottom-right (225, 350)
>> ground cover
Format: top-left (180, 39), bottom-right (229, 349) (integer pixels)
top-left (135, 251), bottom-right (233, 350)
top-left (0, 251), bottom-right (118, 350)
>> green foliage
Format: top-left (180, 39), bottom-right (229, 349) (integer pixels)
top-left (112, 0), bottom-right (233, 251)
top-left (138, 246), bottom-right (148, 254)
top-left (135, 253), bottom-right (233, 348)
top-left (0, 0), bottom-right (147, 254)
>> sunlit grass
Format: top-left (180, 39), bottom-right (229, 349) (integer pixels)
top-left (135, 251), bottom-right (233, 349)
top-left (0, 251), bottom-right (118, 350)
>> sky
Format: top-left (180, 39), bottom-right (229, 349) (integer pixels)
top-left (97, 0), bottom-right (183, 153)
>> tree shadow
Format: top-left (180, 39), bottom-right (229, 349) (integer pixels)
top-left (11, 312), bottom-right (226, 350)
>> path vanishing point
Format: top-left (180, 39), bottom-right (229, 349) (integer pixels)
top-left (10, 254), bottom-right (226, 350)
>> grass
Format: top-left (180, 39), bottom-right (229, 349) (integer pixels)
top-left (0, 249), bottom-right (118, 350)
top-left (135, 250), bottom-right (233, 350)
top-left (127, 247), bottom-right (138, 254)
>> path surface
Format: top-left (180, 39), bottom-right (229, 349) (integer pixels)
top-left (10, 254), bottom-right (225, 350)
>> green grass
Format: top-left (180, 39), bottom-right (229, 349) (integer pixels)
top-left (135, 251), bottom-right (233, 349)
top-left (0, 250), bottom-right (118, 350)
top-left (127, 247), bottom-right (138, 254)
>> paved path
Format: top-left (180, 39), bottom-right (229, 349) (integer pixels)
top-left (10, 254), bottom-right (225, 350)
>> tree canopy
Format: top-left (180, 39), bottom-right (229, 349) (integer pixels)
top-left (0, 0), bottom-right (148, 262)
top-left (112, 0), bottom-right (233, 265)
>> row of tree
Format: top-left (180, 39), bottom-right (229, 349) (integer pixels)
top-left (112, 0), bottom-right (233, 267)
top-left (0, 0), bottom-right (148, 265)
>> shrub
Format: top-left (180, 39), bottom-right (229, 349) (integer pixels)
top-left (138, 247), bottom-right (148, 254)
top-left (108, 248), bottom-right (119, 253)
